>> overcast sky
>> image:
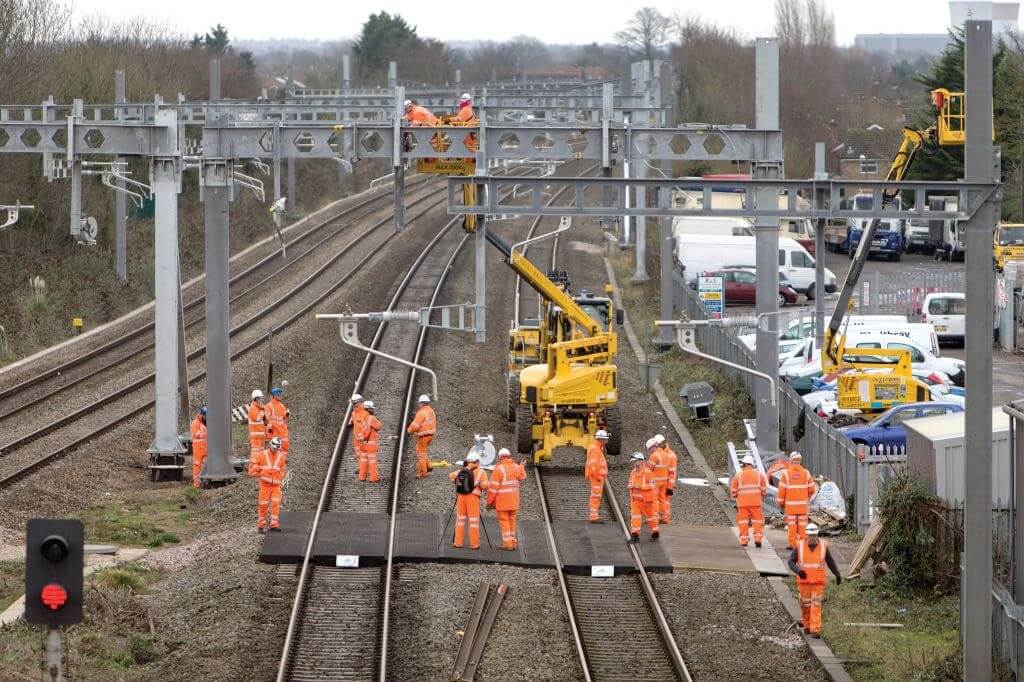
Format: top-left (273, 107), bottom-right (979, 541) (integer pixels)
top-left (70, 0), bottom-right (971, 46)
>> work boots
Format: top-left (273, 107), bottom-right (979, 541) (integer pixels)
top-left (651, 531), bottom-right (660, 540)
top-left (628, 533), bottom-right (640, 543)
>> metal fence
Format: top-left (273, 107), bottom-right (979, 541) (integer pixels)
top-left (858, 269), bottom-right (966, 316)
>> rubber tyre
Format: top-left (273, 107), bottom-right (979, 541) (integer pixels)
top-left (506, 375), bottom-right (520, 422)
top-left (604, 405), bottom-right (622, 457)
top-left (806, 284), bottom-right (815, 301)
top-left (891, 251), bottom-right (902, 262)
top-left (515, 404), bottom-right (534, 455)
top-left (778, 293), bottom-right (787, 307)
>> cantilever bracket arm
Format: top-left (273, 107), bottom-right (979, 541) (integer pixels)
top-left (315, 312), bottom-right (439, 400)
top-left (0, 203), bottom-right (34, 230)
top-left (654, 318), bottom-right (777, 406)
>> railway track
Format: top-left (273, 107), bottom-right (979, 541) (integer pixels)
top-left (276, 210), bottom-right (470, 681)
top-left (0, 168), bottom-right (533, 489)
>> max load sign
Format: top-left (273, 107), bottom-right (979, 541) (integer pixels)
top-left (698, 275), bottom-right (724, 319)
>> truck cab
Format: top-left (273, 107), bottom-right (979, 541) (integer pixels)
top-left (994, 223), bottom-right (1024, 271)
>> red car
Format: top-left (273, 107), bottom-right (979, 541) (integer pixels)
top-left (693, 268), bottom-right (799, 306)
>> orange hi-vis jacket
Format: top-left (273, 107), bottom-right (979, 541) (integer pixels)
top-left (650, 449), bottom-right (669, 489)
top-left (265, 397), bottom-right (290, 438)
top-left (456, 103), bottom-right (477, 123)
top-left (449, 463), bottom-right (489, 496)
top-left (407, 405), bottom-right (436, 437)
top-left (584, 442), bottom-right (608, 482)
top-left (628, 466), bottom-right (658, 503)
top-left (730, 467), bottom-right (767, 507)
top-left (256, 449), bottom-right (287, 486)
top-left (248, 401), bottom-right (266, 439)
top-left (406, 105), bottom-right (439, 126)
top-left (661, 445), bottom-right (678, 490)
top-left (350, 404), bottom-right (368, 438)
top-left (190, 416), bottom-right (207, 457)
top-left (489, 459), bottom-right (526, 511)
top-left (362, 414), bottom-right (381, 451)
top-left (778, 464), bottom-right (817, 514)
top-left (796, 539), bottom-right (829, 584)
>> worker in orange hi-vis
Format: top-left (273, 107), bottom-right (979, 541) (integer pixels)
top-left (255, 437), bottom-right (287, 533)
top-left (646, 437), bottom-right (668, 524)
top-left (652, 434), bottom-right (678, 523)
top-left (247, 389), bottom-right (267, 477)
top-left (627, 452), bottom-right (660, 542)
top-left (455, 93), bottom-right (477, 123)
top-left (359, 401), bottom-right (382, 483)
top-left (407, 394), bottom-right (436, 479)
top-left (789, 523), bottom-right (842, 638)
top-left (777, 451), bottom-right (818, 549)
top-left (189, 406), bottom-right (208, 489)
top-left (584, 430), bottom-right (610, 522)
top-left (730, 453), bottom-right (768, 548)
top-left (449, 452), bottom-right (490, 549)
top-left (264, 386), bottom-right (291, 454)
top-left (486, 448), bottom-right (526, 550)
top-left (403, 99), bottom-right (439, 126)
top-left (349, 393), bottom-right (368, 462)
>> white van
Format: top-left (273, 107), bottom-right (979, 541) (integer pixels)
top-left (739, 314), bottom-right (907, 352)
top-left (676, 234), bottom-right (837, 299)
top-left (844, 323), bottom-right (941, 358)
top-left (921, 292), bottom-right (966, 342)
top-left (671, 215), bottom-right (755, 238)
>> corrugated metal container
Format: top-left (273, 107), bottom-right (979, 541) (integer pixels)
top-left (905, 407), bottom-right (1012, 507)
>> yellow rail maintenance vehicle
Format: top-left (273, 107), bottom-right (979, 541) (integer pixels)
top-left (822, 87), bottom-right (970, 414)
top-left (994, 223), bottom-right (1024, 271)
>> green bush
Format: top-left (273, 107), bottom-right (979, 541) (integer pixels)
top-left (129, 634), bottom-right (159, 664)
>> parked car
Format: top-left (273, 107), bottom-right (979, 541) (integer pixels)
top-left (921, 292), bottom-right (966, 344)
top-left (840, 402), bottom-right (964, 448)
top-left (688, 268), bottom-right (799, 306)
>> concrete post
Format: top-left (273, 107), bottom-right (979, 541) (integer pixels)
top-left (272, 122), bottom-right (281, 204)
top-left (286, 157), bottom-right (296, 217)
top-left (209, 58), bottom-right (221, 101)
top-left (393, 86), bottom-right (405, 232)
top-left (114, 70), bottom-right (127, 282)
top-left (814, 142), bottom-right (827, 349)
top-left (69, 101), bottom-right (83, 241)
top-left (148, 143), bottom-right (185, 455)
top-left (963, 19), bottom-right (996, 681)
top-left (601, 83), bottom-right (614, 234)
top-left (633, 152), bottom-right (649, 282)
top-left (199, 151), bottom-right (237, 484)
top-left (754, 37), bottom-right (780, 455)
top-left (341, 54), bottom-right (351, 91)
top-left (388, 61), bottom-right (397, 88)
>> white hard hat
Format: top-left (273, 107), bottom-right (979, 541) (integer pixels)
top-left (806, 522), bottom-right (820, 536)
top-left (269, 436), bottom-right (282, 449)
top-left (498, 447), bottom-right (511, 457)
top-left (403, 99), bottom-right (413, 107)
top-left (364, 400), bottom-right (375, 410)
top-left (741, 454), bottom-right (755, 466)
top-left (645, 438), bottom-right (657, 450)
top-left (460, 92), bottom-right (472, 101)
top-left (466, 452), bottom-right (480, 463)
top-left (789, 451), bottom-right (803, 461)
top-left (351, 393), bottom-right (363, 403)
top-left (631, 451), bottom-right (645, 461)
top-left (418, 394), bottom-right (431, 403)
top-left (595, 429), bottom-right (609, 441)
top-left (251, 389), bottom-right (264, 400)
top-left (653, 434), bottom-right (666, 445)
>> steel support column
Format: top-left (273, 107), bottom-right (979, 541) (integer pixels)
top-left (148, 153), bottom-right (185, 456)
top-left (272, 122), bottom-right (281, 204)
top-left (393, 86), bottom-right (405, 232)
top-left (754, 37), bottom-right (780, 454)
top-left (69, 156), bottom-right (82, 240)
top-left (633, 158), bottom-right (649, 282)
top-left (286, 157), bottom-right (296, 217)
top-left (814, 142), bottom-right (826, 349)
top-left (199, 155), bottom-right (237, 485)
top-left (115, 70), bottom-right (127, 282)
top-left (963, 19), bottom-right (996, 681)
top-left (388, 61), bottom-right (397, 89)
top-left (341, 54), bottom-right (351, 91)
top-left (475, 220), bottom-right (487, 343)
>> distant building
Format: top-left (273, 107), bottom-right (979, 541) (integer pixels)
top-left (831, 127), bottom-right (903, 181)
top-left (854, 1), bottom-right (1019, 57)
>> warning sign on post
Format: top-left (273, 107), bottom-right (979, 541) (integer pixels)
top-left (698, 276), bottom-right (724, 319)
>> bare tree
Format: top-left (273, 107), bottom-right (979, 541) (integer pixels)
top-left (805, 0), bottom-right (835, 47)
top-left (775, 0), bottom-right (834, 47)
top-left (774, 0), bottom-right (805, 47)
top-left (508, 35), bottom-right (549, 80)
top-left (615, 7), bottom-right (674, 75)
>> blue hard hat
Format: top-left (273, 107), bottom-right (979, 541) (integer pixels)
top-left (271, 387), bottom-right (284, 396)
top-left (199, 406), bottom-right (207, 416)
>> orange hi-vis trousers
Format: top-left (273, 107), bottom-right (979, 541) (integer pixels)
top-left (630, 499), bottom-right (660, 535)
top-left (248, 439), bottom-right (264, 477)
top-left (798, 582), bottom-right (825, 634)
top-left (497, 510), bottom-right (518, 549)
top-left (736, 505), bottom-right (765, 546)
top-left (658, 485), bottom-right (673, 523)
top-left (453, 493), bottom-right (482, 549)
top-left (787, 513), bottom-right (809, 548)
top-left (416, 435), bottom-right (433, 478)
top-left (588, 479), bottom-right (604, 521)
top-left (258, 482), bottom-right (282, 529)
top-left (358, 445), bottom-right (380, 482)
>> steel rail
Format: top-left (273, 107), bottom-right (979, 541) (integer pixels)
top-left (601, 479), bottom-right (693, 681)
top-left (0, 176), bottom-right (440, 413)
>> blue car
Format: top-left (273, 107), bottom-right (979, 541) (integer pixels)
top-left (840, 402), bottom-right (964, 449)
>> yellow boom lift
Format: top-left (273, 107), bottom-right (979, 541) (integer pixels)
top-left (825, 88), bottom-right (968, 412)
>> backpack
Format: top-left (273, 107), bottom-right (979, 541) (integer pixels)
top-left (455, 468), bottom-right (475, 495)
